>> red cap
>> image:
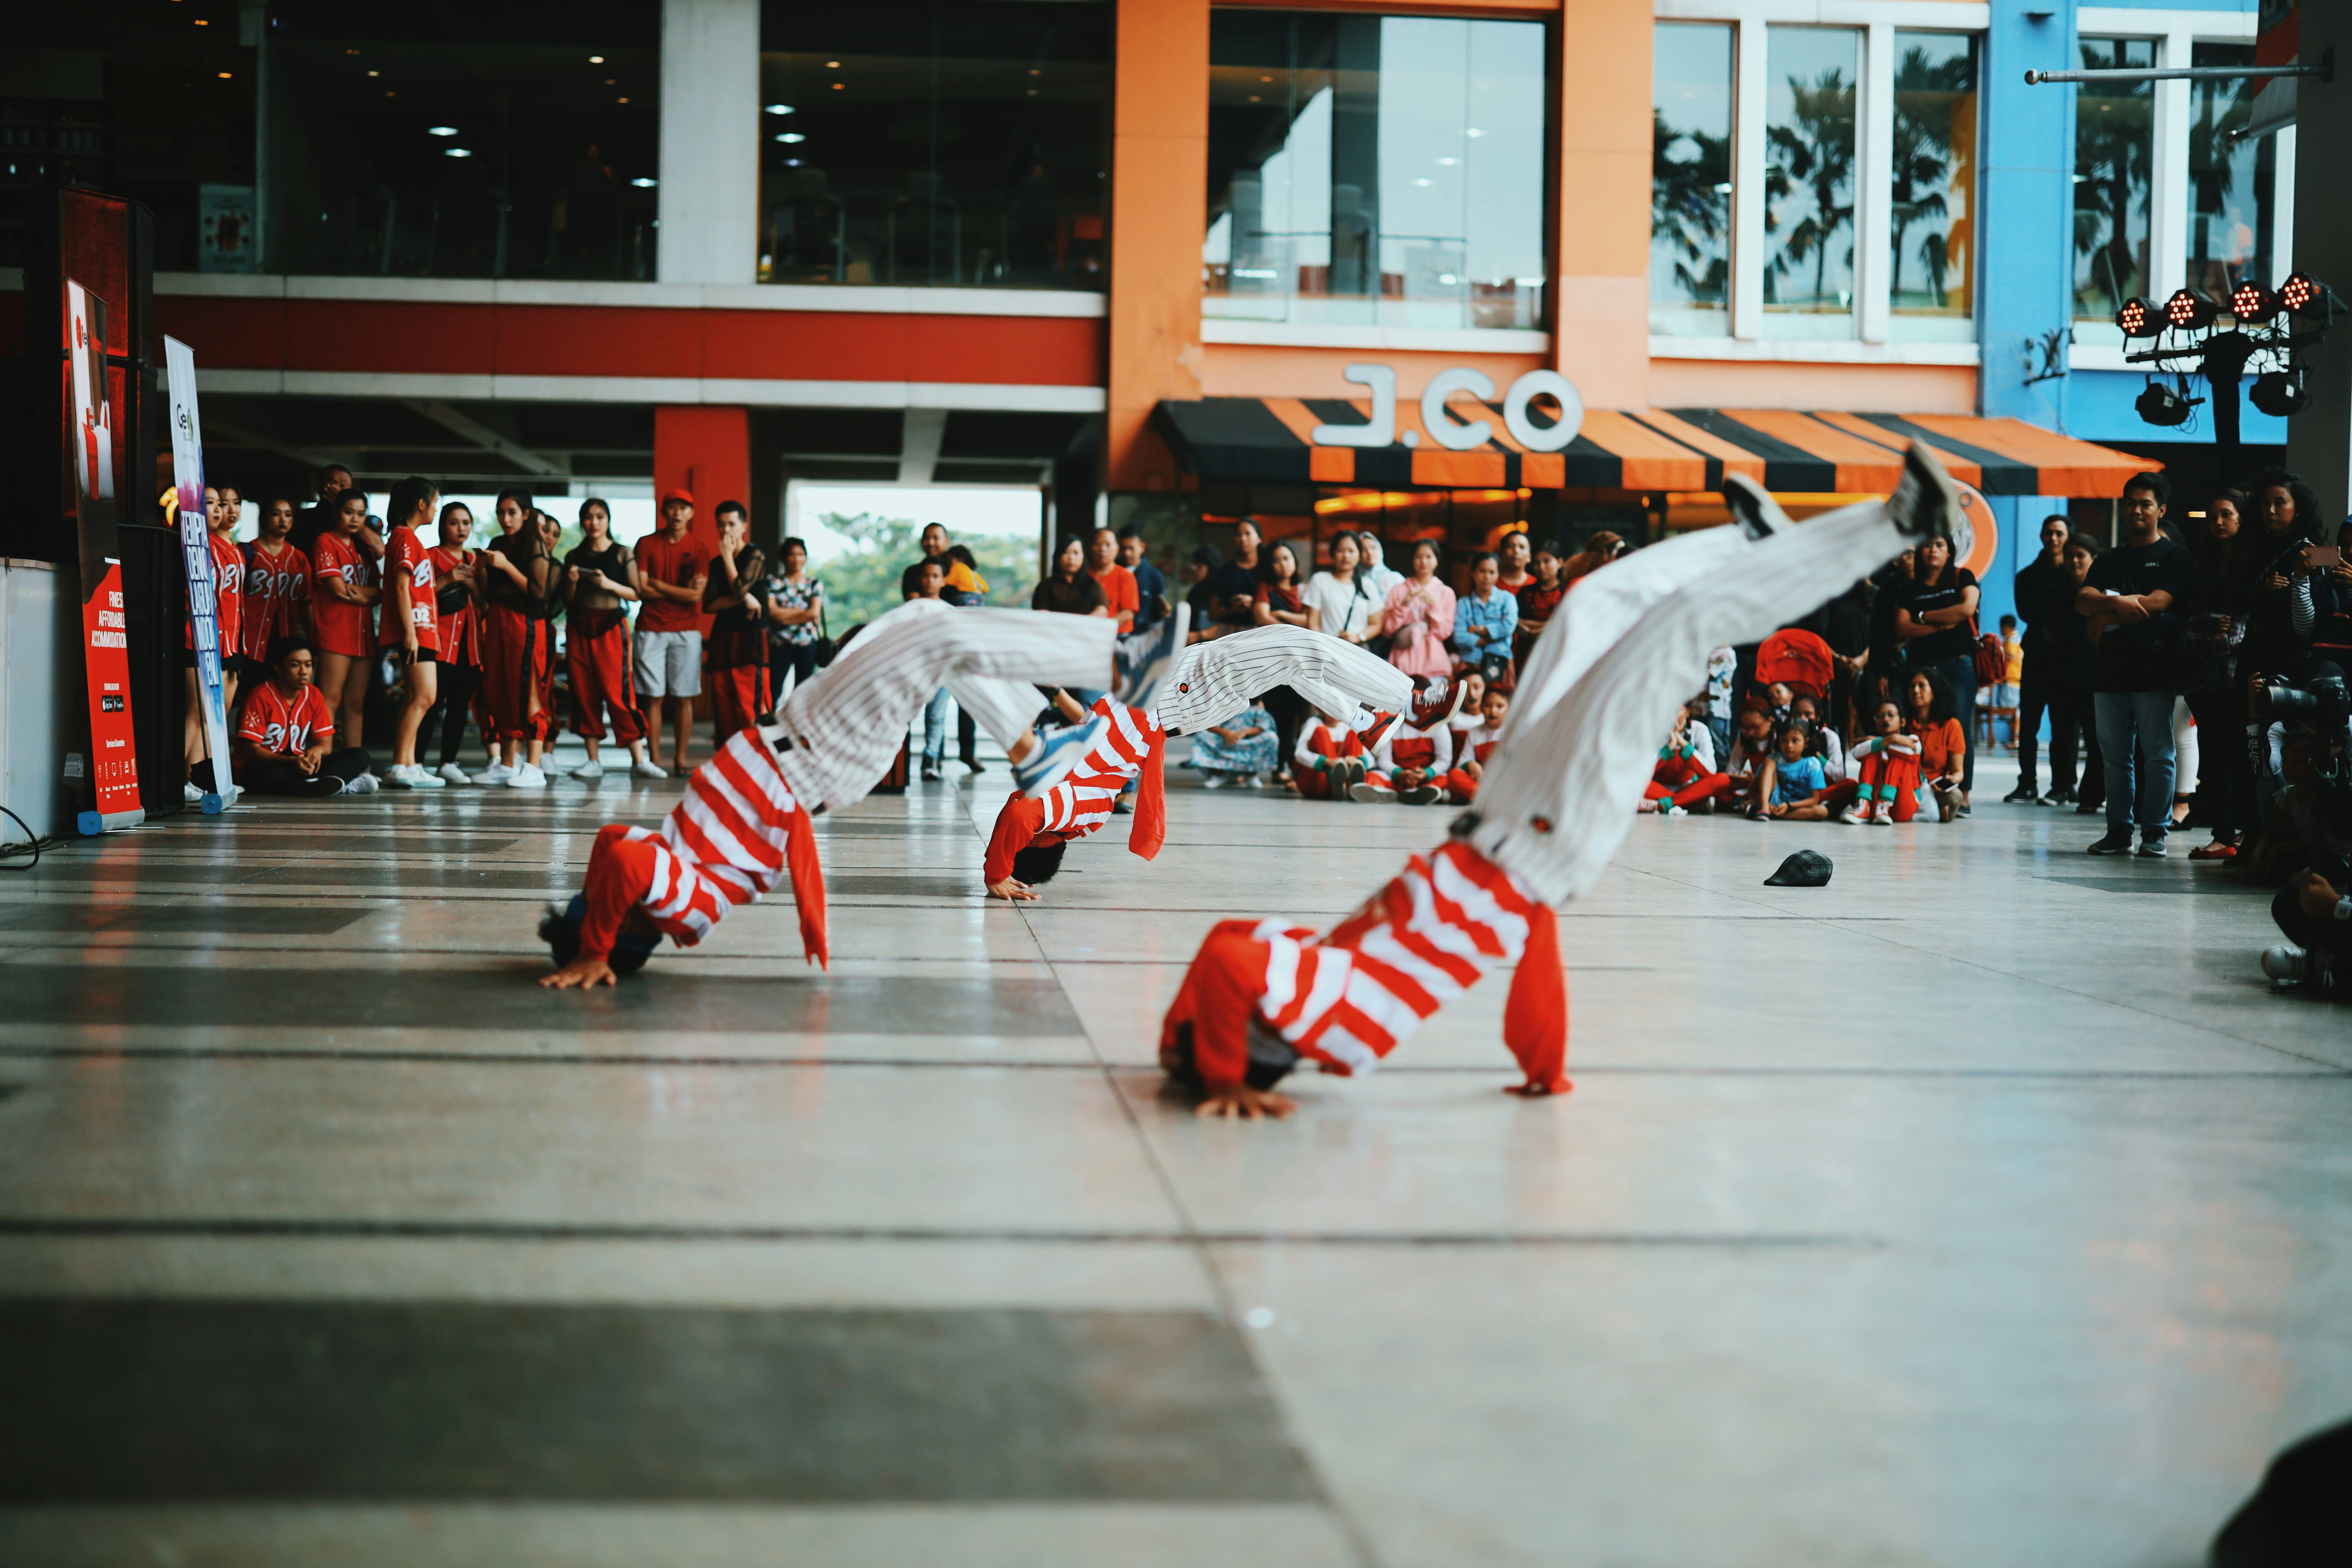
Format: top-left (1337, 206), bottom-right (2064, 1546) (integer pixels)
top-left (661, 488), bottom-right (695, 507)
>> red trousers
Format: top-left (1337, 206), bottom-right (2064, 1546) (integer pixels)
top-left (1856, 750), bottom-right (1922, 821)
top-left (709, 663), bottom-right (771, 746)
top-left (567, 622), bottom-right (645, 743)
top-left (1443, 768), bottom-right (1478, 803)
top-left (1645, 755), bottom-right (1731, 807)
top-left (481, 604), bottom-right (553, 743)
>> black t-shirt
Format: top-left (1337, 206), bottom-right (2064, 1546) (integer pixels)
top-left (900, 553), bottom-right (948, 598)
top-left (2012, 555), bottom-right (2071, 651)
top-left (2086, 536), bottom-right (2192, 692)
top-left (1895, 568), bottom-right (1979, 666)
top-left (1031, 573), bottom-right (1105, 616)
top-left (485, 531), bottom-right (553, 614)
top-left (707, 567), bottom-right (771, 668)
top-left (565, 542), bottom-right (631, 632)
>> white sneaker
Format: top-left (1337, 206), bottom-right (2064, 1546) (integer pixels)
top-left (1242, 772), bottom-right (1265, 789)
top-left (344, 772), bottom-right (379, 796)
top-left (631, 758), bottom-right (668, 780)
top-left (386, 764), bottom-right (445, 789)
top-left (436, 763), bottom-right (473, 786)
top-left (1840, 804), bottom-right (1870, 825)
top-left (2262, 944), bottom-right (2319, 986)
top-left (570, 759), bottom-right (605, 781)
top-left (1201, 773), bottom-right (1227, 790)
top-left (479, 761), bottom-right (515, 784)
top-left (183, 780), bottom-right (203, 804)
top-left (505, 762), bottom-right (548, 790)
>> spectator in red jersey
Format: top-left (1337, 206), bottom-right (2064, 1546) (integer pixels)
top-left (477, 489), bottom-right (559, 790)
top-left (308, 486), bottom-right (380, 763)
top-left (701, 501), bottom-right (773, 749)
top-left (377, 475), bottom-right (447, 790)
top-left (422, 501), bottom-right (485, 784)
top-left (233, 638), bottom-right (377, 797)
top-left (182, 485), bottom-right (247, 800)
top-left (240, 497), bottom-right (313, 687)
top-left (1087, 525), bottom-right (1139, 635)
top-left (562, 496), bottom-right (660, 780)
top-left (635, 489), bottom-right (710, 776)
top-left (1514, 539), bottom-right (1565, 668)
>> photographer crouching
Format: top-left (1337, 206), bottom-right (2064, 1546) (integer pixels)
top-left (2253, 660), bottom-right (2352, 994)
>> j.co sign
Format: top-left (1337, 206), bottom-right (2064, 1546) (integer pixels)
top-left (1309, 364), bottom-right (1584, 453)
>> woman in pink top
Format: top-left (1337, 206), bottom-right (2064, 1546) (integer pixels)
top-left (1382, 539), bottom-right (1456, 679)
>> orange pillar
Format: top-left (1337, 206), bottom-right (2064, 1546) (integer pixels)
top-left (1553, 0), bottom-right (1652, 413)
top-left (652, 404), bottom-right (749, 633)
top-left (1105, 0), bottom-right (1209, 494)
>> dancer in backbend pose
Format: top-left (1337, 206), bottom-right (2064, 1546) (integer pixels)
top-left (1157, 448), bottom-right (1958, 1116)
top-left (539, 597), bottom-right (1184, 987)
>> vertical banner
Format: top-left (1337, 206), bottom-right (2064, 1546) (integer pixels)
top-left (64, 280), bottom-right (144, 836)
top-left (163, 335), bottom-right (235, 812)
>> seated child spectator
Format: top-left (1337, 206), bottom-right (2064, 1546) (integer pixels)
top-left (1721, 702), bottom-right (1777, 816)
top-left (1842, 699), bottom-right (1925, 824)
top-left (1787, 692), bottom-right (1847, 780)
top-left (1187, 703), bottom-right (1279, 788)
top-left (229, 639), bottom-right (378, 797)
top-left (1762, 681), bottom-right (1795, 726)
top-left (2243, 736), bottom-right (2351, 885)
top-left (1294, 709), bottom-right (1371, 800)
top-left (1640, 699), bottom-right (1727, 814)
top-left (1448, 686), bottom-right (1510, 802)
top-left (1350, 684), bottom-right (1463, 805)
top-left (1904, 668), bottom-right (1967, 822)
top-left (1758, 719), bottom-right (1836, 819)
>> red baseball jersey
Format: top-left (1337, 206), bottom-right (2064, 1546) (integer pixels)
top-left (378, 524), bottom-right (441, 651)
top-left (236, 680), bottom-right (335, 756)
top-left (309, 532), bottom-right (375, 657)
top-left (427, 544), bottom-right (478, 665)
top-left (239, 541), bottom-right (312, 664)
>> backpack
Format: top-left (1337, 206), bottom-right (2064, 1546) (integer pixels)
top-left (1974, 631), bottom-right (2005, 686)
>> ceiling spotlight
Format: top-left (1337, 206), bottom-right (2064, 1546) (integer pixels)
top-left (765, 103), bottom-right (794, 115)
top-left (2281, 271), bottom-right (2329, 317)
top-left (2116, 297), bottom-right (2158, 338)
top-left (428, 125), bottom-right (458, 136)
top-left (2135, 380), bottom-right (2194, 427)
top-left (2229, 279), bottom-right (2280, 323)
top-left (2163, 288), bottom-right (2218, 331)
top-left (589, 55), bottom-right (605, 63)
top-left (444, 147), bottom-right (473, 159)
top-left (775, 132), bottom-right (804, 143)
top-left (825, 60), bottom-right (841, 68)
top-left (2249, 370), bottom-right (2310, 418)
top-left (630, 177), bottom-right (657, 189)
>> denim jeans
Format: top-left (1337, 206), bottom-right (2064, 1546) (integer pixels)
top-left (921, 687), bottom-right (951, 762)
top-left (2094, 689), bottom-right (2178, 834)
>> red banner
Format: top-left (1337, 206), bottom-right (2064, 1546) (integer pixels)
top-left (66, 279), bottom-right (143, 833)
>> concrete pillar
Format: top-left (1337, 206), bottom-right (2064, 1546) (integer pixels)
top-left (1552, 0), bottom-right (1650, 412)
top-left (1978, 7), bottom-right (2074, 428)
top-left (657, 0), bottom-right (760, 287)
top-left (653, 405), bottom-right (749, 625)
top-left (2286, 5), bottom-right (2352, 515)
top-left (1104, 0), bottom-right (1208, 494)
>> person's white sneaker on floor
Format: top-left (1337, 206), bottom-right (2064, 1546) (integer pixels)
top-left (505, 762), bottom-right (548, 789)
top-left (1202, 772), bottom-right (1228, 790)
top-left (631, 757), bottom-right (668, 780)
top-left (384, 764), bottom-right (415, 789)
top-left (1870, 800), bottom-right (1896, 824)
top-left (405, 763), bottom-right (447, 789)
top-left (182, 780), bottom-right (203, 804)
top-left (1348, 779), bottom-right (1396, 804)
top-left (570, 758), bottom-right (604, 781)
top-left (2261, 944), bottom-right (2330, 988)
top-left (1840, 802), bottom-right (1870, 825)
top-left (479, 760), bottom-right (514, 784)
top-left (436, 762), bottom-right (473, 785)
top-left (344, 772), bottom-right (379, 796)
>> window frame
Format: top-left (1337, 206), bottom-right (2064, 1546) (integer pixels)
top-left (2069, 6), bottom-right (2291, 366)
top-left (1651, 0), bottom-right (1988, 360)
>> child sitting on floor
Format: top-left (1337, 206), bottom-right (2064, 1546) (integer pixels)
top-left (1448, 686), bottom-right (1510, 802)
top-left (1293, 709), bottom-right (1371, 800)
top-left (1759, 718), bottom-right (1836, 819)
top-left (1350, 682), bottom-right (1464, 805)
top-left (1640, 698), bottom-right (1726, 815)
top-left (1721, 702), bottom-right (1776, 818)
top-left (1187, 703), bottom-right (1278, 787)
top-left (1787, 692), bottom-right (1846, 780)
top-left (1842, 700), bottom-right (1923, 824)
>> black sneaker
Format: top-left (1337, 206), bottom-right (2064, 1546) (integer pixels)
top-left (2086, 830), bottom-right (2134, 855)
top-left (2002, 784), bottom-right (2035, 804)
top-left (2031, 792), bottom-right (2058, 806)
top-left (2137, 834), bottom-right (2169, 859)
top-left (2051, 785), bottom-right (2077, 805)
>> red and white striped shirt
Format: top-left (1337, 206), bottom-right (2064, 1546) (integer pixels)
top-left (984, 699), bottom-right (1166, 883)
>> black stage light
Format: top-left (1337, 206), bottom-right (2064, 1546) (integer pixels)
top-left (2230, 279), bottom-right (2281, 323)
top-left (2250, 371), bottom-right (2311, 418)
top-left (2135, 380), bottom-right (2194, 426)
top-left (2116, 297), bottom-right (2158, 338)
top-left (2163, 288), bottom-right (2219, 330)
top-left (2280, 271), bottom-right (2329, 317)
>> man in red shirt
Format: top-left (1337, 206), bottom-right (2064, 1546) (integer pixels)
top-left (635, 488), bottom-right (709, 775)
top-left (1087, 526), bottom-right (1139, 635)
top-left (374, 476), bottom-right (447, 788)
top-left (233, 638), bottom-right (378, 797)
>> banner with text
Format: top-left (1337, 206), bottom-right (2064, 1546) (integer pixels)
top-left (64, 279), bottom-right (143, 835)
top-left (163, 335), bottom-right (235, 810)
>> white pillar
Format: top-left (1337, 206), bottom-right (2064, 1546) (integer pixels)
top-left (657, 0), bottom-right (760, 286)
top-left (1856, 22), bottom-right (1894, 344)
top-left (1729, 20), bottom-right (1769, 341)
top-left (2145, 28), bottom-right (2193, 308)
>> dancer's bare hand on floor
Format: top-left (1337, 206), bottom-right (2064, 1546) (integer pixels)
top-left (540, 957), bottom-right (618, 989)
top-left (1195, 1084), bottom-right (1298, 1120)
top-left (987, 877), bottom-right (1038, 902)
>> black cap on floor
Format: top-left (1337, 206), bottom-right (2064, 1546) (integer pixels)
top-left (1764, 850), bottom-right (1833, 888)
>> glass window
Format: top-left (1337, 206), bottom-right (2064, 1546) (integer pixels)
top-left (2186, 41), bottom-right (2275, 302)
top-left (1762, 27), bottom-right (1859, 337)
top-left (264, 2), bottom-right (660, 280)
top-left (757, 2), bottom-right (1109, 289)
top-left (1890, 32), bottom-right (1977, 342)
top-left (2071, 37), bottom-right (2155, 337)
top-left (1205, 10), bottom-right (1548, 331)
top-left (1650, 23), bottom-right (1734, 338)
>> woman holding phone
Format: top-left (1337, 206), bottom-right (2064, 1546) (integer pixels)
top-left (562, 498), bottom-right (661, 780)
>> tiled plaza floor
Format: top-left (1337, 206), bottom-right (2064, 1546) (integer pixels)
top-left (2, 740), bottom-right (2346, 1567)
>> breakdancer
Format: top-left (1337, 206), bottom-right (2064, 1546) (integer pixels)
top-left (1158, 448), bottom-right (1958, 1116)
top-left (983, 614), bottom-right (1415, 899)
top-left (540, 597), bottom-right (1183, 987)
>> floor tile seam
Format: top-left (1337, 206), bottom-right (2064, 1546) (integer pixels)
top-left (0, 1219), bottom-right (1894, 1249)
top-left (1814, 919), bottom-right (2346, 1070)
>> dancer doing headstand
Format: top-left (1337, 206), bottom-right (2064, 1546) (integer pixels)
top-left (540, 596), bottom-right (1181, 987)
top-left (1157, 448), bottom-right (1959, 1117)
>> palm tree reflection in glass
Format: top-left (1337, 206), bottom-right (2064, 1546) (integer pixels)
top-left (1765, 65), bottom-right (1857, 313)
